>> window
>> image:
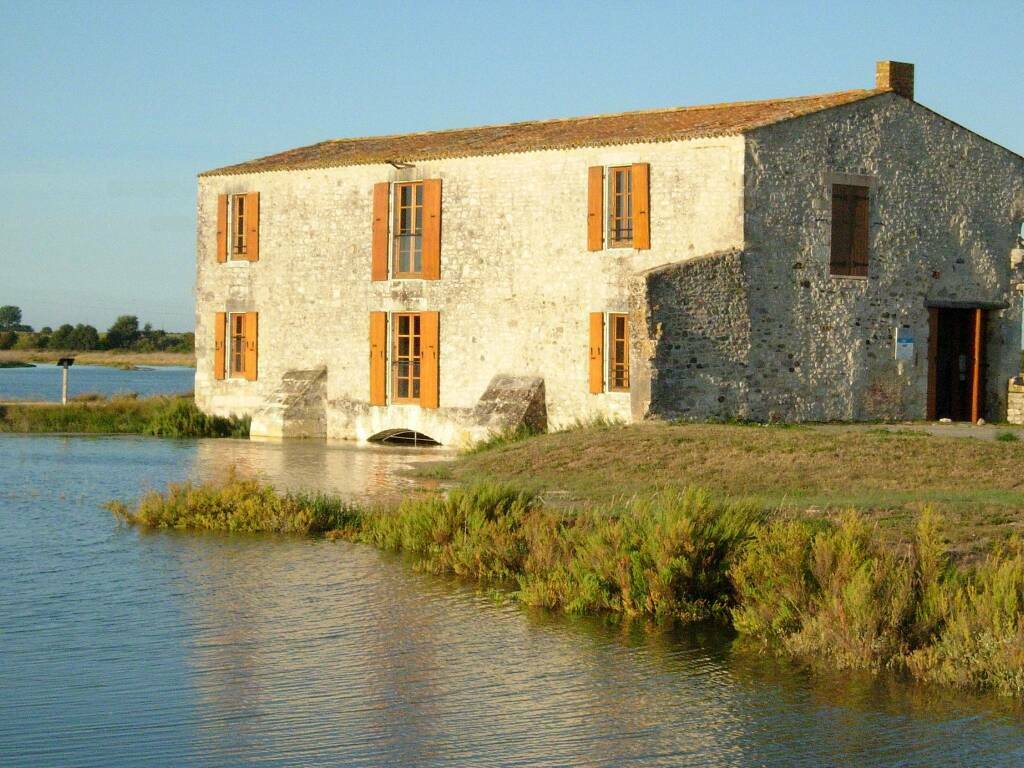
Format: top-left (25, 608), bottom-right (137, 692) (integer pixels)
top-left (392, 313), bottom-right (422, 402)
top-left (230, 194), bottom-right (248, 258)
top-left (229, 313), bottom-right (246, 377)
top-left (393, 182), bottom-right (424, 277)
top-left (830, 184), bottom-right (869, 277)
top-left (608, 167), bottom-right (633, 246)
top-left (609, 313), bottom-right (629, 390)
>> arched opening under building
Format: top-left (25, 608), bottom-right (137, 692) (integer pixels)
top-left (368, 428), bottom-right (442, 447)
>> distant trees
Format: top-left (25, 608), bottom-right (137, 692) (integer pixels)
top-left (0, 309), bottom-right (193, 354)
top-left (0, 305), bottom-right (22, 330)
top-left (51, 324), bottom-right (101, 351)
top-left (105, 315), bottom-right (141, 349)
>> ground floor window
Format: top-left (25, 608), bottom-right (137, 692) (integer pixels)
top-left (608, 313), bottom-right (629, 391)
top-left (392, 312), bottom-right (422, 403)
top-left (230, 313), bottom-right (246, 377)
top-left (588, 311), bottom-right (630, 394)
top-left (213, 310), bottom-right (257, 382)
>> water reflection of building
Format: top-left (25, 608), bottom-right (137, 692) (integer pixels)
top-left (190, 438), bottom-right (451, 499)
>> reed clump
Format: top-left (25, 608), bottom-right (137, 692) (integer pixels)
top-left (107, 476), bottom-right (358, 535)
top-left (730, 509), bottom-right (1024, 696)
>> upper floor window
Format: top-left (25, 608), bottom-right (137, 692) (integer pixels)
top-left (608, 167), bottom-right (634, 246)
top-left (231, 194), bottom-right (248, 258)
top-left (216, 192), bottom-right (259, 263)
top-left (587, 164), bottom-right (649, 251)
top-left (830, 184), bottom-right (869, 277)
top-left (393, 182), bottom-right (424, 278)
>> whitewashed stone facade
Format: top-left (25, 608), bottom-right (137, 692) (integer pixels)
top-left (196, 63), bottom-right (1024, 443)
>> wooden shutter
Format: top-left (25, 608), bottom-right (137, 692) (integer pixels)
top-left (371, 183), bottom-right (390, 281)
top-left (851, 187), bottom-right (869, 276)
top-left (243, 312), bottom-right (258, 381)
top-left (369, 311), bottom-right (387, 405)
top-left (422, 179), bottom-right (442, 280)
top-left (216, 195), bottom-right (228, 263)
top-left (971, 308), bottom-right (985, 423)
top-left (213, 312), bottom-right (226, 380)
top-left (244, 192), bottom-right (260, 261)
top-left (588, 312), bottom-right (604, 393)
top-left (420, 311), bottom-right (440, 408)
top-left (587, 166), bottom-right (604, 251)
top-left (632, 163), bottom-right (650, 250)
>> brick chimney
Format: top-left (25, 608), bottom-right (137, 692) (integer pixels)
top-left (876, 60), bottom-right (914, 99)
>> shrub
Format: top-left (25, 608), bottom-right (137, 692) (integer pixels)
top-left (108, 476), bottom-right (358, 535)
top-left (0, 330), bottom-right (16, 350)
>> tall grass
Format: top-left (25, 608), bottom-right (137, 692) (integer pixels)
top-left (730, 509), bottom-right (1024, 696)
top-left (0, 396), bottom-right (248, 438)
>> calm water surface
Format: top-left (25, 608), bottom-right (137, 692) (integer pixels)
top-left (0, 364), bottom-right (195, 401)
top-left (2, 435), bottom-right (1023, 767)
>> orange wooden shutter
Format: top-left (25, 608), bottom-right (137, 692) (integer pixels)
top-left (422, 179), bottom-right (442, 280)
top-left (369, 311), bottom-right (387, 405)
top-left (420, 311), bottom-right (440, 408)
top-left (588, 312), bottom-right (604, 393)
top-left (216, 195), bottom-right (228, 263)
top-left (371, 183), bottom-right (390, 281)
top-left (243, 312), bottom-right (258, 381)
top-left (244, 192), bottom-right (260, 261)
top-left (587, 166), bottom-right (604, 251)
top-left (971, 308), bottom-right (985, 423)
top-left (632, 163), bottom-right (650, 249)
top-left (213, 312), bottom-right (226, 380)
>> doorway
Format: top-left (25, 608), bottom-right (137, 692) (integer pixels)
top-left (927, 307), bottom-right (986, 422)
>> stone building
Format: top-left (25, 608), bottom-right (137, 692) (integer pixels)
top-left (195, 61), bottom-right (1024, 444)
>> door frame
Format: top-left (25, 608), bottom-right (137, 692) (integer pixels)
top-left (926, 304), bottom-right (990, 422)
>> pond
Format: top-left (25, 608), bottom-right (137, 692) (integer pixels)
top-left (0, 364), bottom-right (195, 402)
top-left (2, 435), bottom-right (1023, 767)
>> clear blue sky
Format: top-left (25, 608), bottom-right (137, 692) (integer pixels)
top-left (2, 0), bottom-right (1021, 331)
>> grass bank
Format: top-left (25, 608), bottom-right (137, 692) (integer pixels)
top-left (445, 422), bottom-right (1024, 562)
top-left (0, 349), bottom-right (195, 369)
top-left (109, 476), bottom-right (1024, 696)
top-left (0, 395), bottom-right (249, 437)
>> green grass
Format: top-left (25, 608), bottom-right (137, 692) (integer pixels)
top-left (445, 422), bottom-right (1024, 562)
top-left (108, 476), bottom-right (1024, 696)
top-left (0, 395), bottom-right (249, 438)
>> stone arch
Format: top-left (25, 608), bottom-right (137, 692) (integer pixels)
top-left (368, 428), bottom-right (442, 447)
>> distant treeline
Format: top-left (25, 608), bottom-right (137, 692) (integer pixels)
top-left (0, 305), bottom-right (194, 353)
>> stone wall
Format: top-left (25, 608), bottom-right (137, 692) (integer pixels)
top-left (1008, 378), bottom-right (1024, 425)
top-left (741, 93), bottom-right (1024, 421)
top-left (195, 136), bottom-right (746, 444)
top-left (629, 250), bottom-right (752, 421)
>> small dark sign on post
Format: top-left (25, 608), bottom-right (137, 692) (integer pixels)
top-left (57, 357), bottom-right (75, 405)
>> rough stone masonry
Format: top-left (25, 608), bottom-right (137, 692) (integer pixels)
top-left (195, 61), bottom-right (1024, 444)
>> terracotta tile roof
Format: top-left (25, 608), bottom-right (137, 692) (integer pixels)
top-left (200, 89), bottom-right (882, 177)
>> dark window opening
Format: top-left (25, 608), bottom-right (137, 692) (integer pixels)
top-left (830, 183), bottom-right (869, 277)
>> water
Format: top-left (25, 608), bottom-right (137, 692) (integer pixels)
top-left (0, 364), bottom-right (195, 401)
top-left (2, 435), bottom-right (1023, 767)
